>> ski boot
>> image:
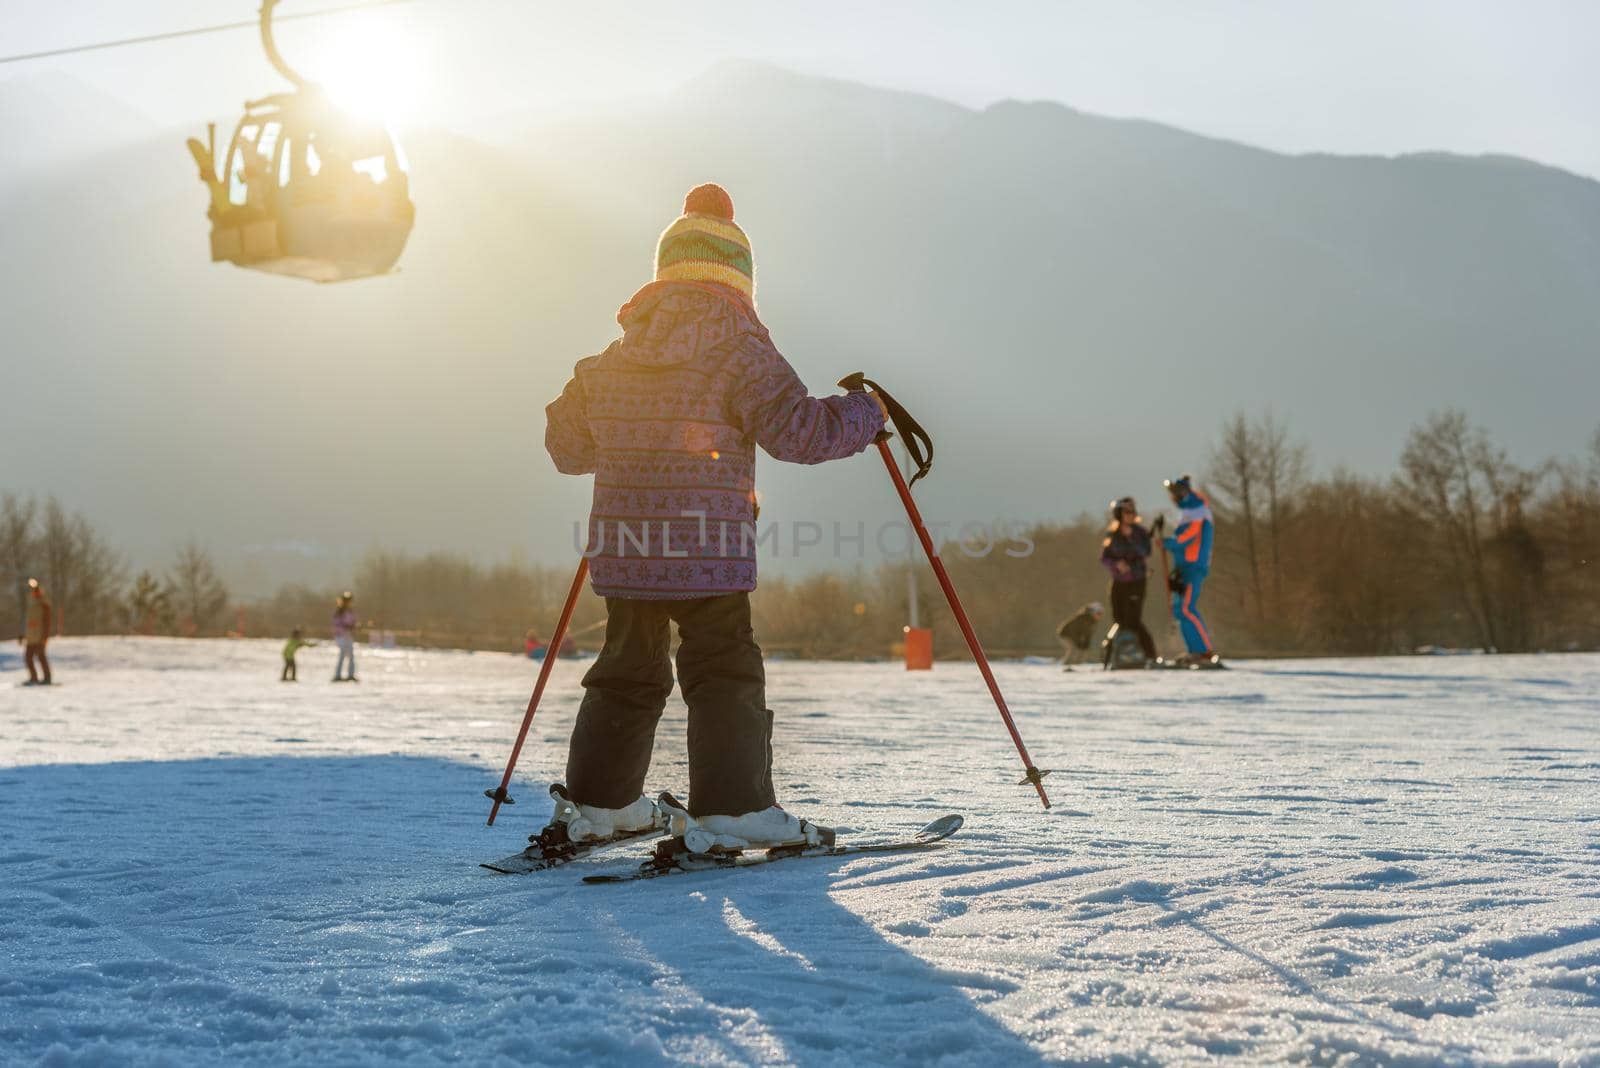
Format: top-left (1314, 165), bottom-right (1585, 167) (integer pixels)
top-left (524, 784), bottom-right (664, 861)
top-left (657, 792), bottom-right (834, 856)
top-left (545, 783), bottom-right (663, 842)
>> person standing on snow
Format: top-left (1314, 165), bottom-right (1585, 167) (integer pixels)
top-left (1160, 475), bottom-right (1221, 667)
top-left (331, 591), bottom-right (358, 682)
top-left (18, 578), bottom-right (53, 686)
top-left (1099, 497), bottom-right (1159, 667)
top-left (541, 182), bottom-right (887, 854)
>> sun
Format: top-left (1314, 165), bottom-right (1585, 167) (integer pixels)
top-left (297, 16), bottom-right (422, 126)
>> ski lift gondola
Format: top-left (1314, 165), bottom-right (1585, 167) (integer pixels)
top-left (185, 1), bottom-right (413, 283)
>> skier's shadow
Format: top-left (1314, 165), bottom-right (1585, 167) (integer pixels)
top-left (1, 755), bottom-right (1046, 1066)
top-left (603, 862), bottom-right (1047, 1066)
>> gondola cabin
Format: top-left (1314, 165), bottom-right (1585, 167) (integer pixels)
top-left (184, 1), bottom-right (414, 283)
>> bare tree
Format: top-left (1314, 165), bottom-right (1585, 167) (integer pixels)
top-left (128, 571), bottom-right (175, 635)
top-left (66, 513), bottom-right (124, 633)
top-left (1208, 414), bottom-right (1265, 627)
top-left (39, 499), bottom-right (91, 636)
top-left (1, 496), bottom-right (124, 636)
top-left (1256, 411), bottom-right (1309, 617)
top-left (167, 543), bottom-right (230, 636)
top-left (0, 493), bottom-right (39, 633)
top-left (1399, 411), bottom-right (1508, 651)
top-left (1288, 473), bottom-right (1420, 653)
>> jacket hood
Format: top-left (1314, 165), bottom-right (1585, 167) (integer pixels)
top-left (614, 280), bottom-right (768, 368)
top-left (1177, 493), bottom-right (1214, 523)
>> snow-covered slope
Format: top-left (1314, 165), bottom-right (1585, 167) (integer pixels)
top-left (3, 638), bottom-right (1597, 1064)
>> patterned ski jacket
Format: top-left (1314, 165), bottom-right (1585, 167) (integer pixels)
top-left (545, 281), bottom-right (885, 599)
top-left (1163, 491), bottom-right (1215, 578)
top-left (1100, 523), bottom-right (1152, 584)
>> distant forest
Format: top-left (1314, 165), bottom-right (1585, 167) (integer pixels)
top-left (5, 409), bottom-right (1598, 660)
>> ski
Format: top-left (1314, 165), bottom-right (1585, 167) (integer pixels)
top-left (1136, 654), bottom-right (1227, 671)
top-left (582, 813), bottom-right (964, 885)
top-left (480, 826), bottom-right (665, 875)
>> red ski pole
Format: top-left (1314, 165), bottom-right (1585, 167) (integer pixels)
top-left (839, 372), bottom-right (1050, 809)
top-left (484, 557), bottom-right (589, 826)
top-left (871, 439), bottom-right (1051, 808)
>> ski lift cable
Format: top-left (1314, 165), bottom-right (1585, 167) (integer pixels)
top-left (0, 0), bottom-right (415, 66)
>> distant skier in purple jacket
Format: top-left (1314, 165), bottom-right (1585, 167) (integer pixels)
top-left (331, 591), bottom-right (357, 683)
top-left (540, 183), bottom-right (886, 854)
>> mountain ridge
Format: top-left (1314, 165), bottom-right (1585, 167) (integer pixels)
top-left (4, 62), bottom-right (1596, 589)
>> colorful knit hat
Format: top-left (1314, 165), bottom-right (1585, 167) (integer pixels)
top-left (655, 183), bottom-right (755, 306)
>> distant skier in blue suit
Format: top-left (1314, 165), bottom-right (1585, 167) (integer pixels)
top-left (1160, 474), bottom-right (1221, 667)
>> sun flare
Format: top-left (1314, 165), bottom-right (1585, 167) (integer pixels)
top-left (297, 16), bottom-right (422, 126)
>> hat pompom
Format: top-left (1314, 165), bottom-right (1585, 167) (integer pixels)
top-left (684, 183), bottom-right (734, 221)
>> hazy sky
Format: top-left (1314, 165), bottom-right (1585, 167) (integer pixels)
top-left (4, 1), bottom-right (1598, 591)
top-left (3, 0), bottom-right (1597, 178)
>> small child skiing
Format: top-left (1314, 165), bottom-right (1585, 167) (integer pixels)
top-left (1055, 602), bottom-right (1103, 670)
top-left (540, 183), bottom-right (887, 856)
top-left (281, 628), bottom-right (315, 682)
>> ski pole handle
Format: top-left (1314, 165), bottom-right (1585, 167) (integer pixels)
top-left (838, 373), bottom-right (933, 487)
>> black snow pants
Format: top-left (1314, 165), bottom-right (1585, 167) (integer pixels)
top-left (1107, 578), bottom-right (1157, 663)
top-left (566, 593), bottom-right (773, 818)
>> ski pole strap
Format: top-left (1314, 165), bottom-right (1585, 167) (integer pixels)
top-left (837, 372), bottom-right (934, 487)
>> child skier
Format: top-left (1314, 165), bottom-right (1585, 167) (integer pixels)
top-left (1161, 474), bottom-right (1221, 668)
top-left (541, 183), bottom-right (886, 853)
top-left (1055, 602), bottom-right (1103, 670)
top-left (281, 627), bottom-right (315, 681)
